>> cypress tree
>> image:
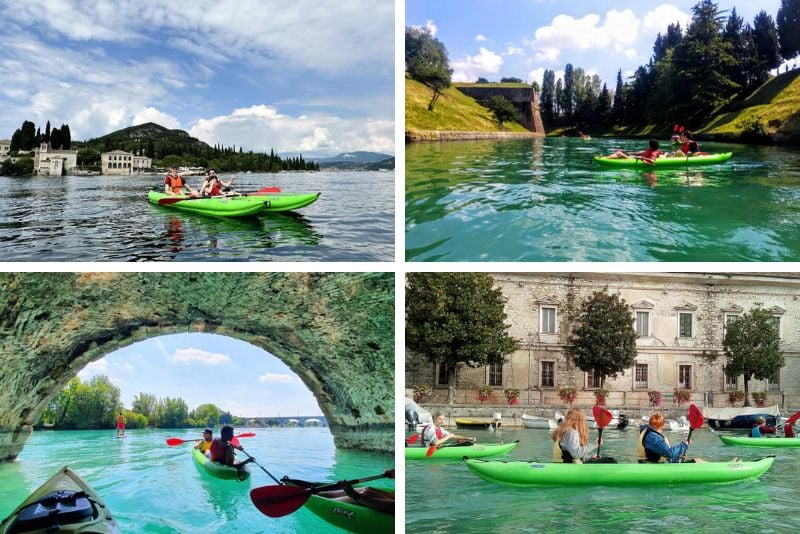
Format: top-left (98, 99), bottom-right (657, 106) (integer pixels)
top-left (752, 10), bottom-right (782, 84)
top-left (777, 0), bottom-right (800, 61)
top-left (612, 70), bottom-right (625, 125)
top-left (62, 124), bottom-right (71, 149)
top-left (44, 121), bottom-right (51, 143)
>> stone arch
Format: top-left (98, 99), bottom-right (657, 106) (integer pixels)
top-left (0, 272), bottom-right (394, 461)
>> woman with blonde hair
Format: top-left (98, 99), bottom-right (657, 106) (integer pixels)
top-left (551, 408), bottom-right (607, 463)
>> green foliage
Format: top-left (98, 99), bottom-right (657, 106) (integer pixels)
top-left (41, 375), bottom-right (121, 430)
top-left (192, 403), bottom-right (222, 427)
top-left (723, 307), bottom-right (784, 405)
top-left (122, 409), bottom-right (148, 429)
top-left (405, 26), bottom-right (453, 110)
top-left (155, 397), bottom-right (190, 428)
top-left (406, 273), bottom-right (517, 401)
top-left (0, 157), bottom-right (34, 176)
top-left (160, 154), bottom-right (185, 168)
top-left (778, 0), bottom-right (800, 60)
top-left (486, 95), bottom-right (517, 126)
top-left (565, 289), bottom-right (638, 387)
top-left (131, 392), bottom-right (158, 418)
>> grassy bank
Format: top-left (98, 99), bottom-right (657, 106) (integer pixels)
top-left (406, 76), bottom-right (529, 133)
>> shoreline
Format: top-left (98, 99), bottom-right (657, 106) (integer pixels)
top-left (406, 130), bottom-right (544, 142)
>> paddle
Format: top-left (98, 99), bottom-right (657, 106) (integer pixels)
top-left (165, 432), bottom-right (255, 446)
top-left (592, 405), bottom-right (613, 458)
top-left (785, 411), bottom-right (800, 427)
top-left (425, 437), bottom-right (475, 457)
top-left (406, 434), bottom-right (420, 445)
top-left (687, 403), bottom-right (704, 443)
top-left (237, 446), bottom-right (282, 485)
top-left (250, 469), bottom-right (394, 518)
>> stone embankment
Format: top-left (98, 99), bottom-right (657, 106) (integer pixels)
top-left (406, 130), bottom-right (543, 142)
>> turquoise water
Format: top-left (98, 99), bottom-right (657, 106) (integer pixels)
top-left (406, 426), bottom-right (797, 533)
top-left (406, 138), bottom-right (800, 261)
top-left (0, 428), bottom-right (394, 532)
top-left (0, 170), bottom-right (394, 261)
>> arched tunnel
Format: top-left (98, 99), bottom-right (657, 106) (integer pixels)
top-left (0, 272), bottom-right (394, 461)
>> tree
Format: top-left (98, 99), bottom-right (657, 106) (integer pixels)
top-left (40, 375), bottom-right (121, 429)
top-left (405, 27), bottom-right (453, 111)
top-left (565, 290), bottom-right (638, 388)
top-left (486, 95), bottom-right (517, 126)
top-left (131, 392), bottom-right (158, 418)
top-left (161, 154), bottom-right (185, 168)
top-left (723, 308), bottom-right (784, 406)
top-left (476, 77), bottom-right (489, 83)
top-left (612, 70), bottom-right (625, 124)
top-left (156, 397), bottom-right (189, 427)
top-left (596, 83), bottom-right (612, 126)
top-left (500, 77), bottom-right (522, 83)
top-left (540, 69), bottom-right (557, 125)
top-left (751, 10), bottom-right (782, 85)
top-left (723, 8), bottom-right (757, 91)
top-left (561, 63), bottom-right (575, 121)
top-left (192, 403), bottom-right (222, 427)
top-left (44, 121), bottom-right (51, 144)
top-left (406, 273), bottom-right (516, 404)
top-left (777, 0), bottom-right (800, 61)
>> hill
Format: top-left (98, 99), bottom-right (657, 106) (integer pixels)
top-left (699, 70), bottom-right (800, 143)
top-left (405, 76), bottom-right (529, 134)
top-left (309, 151), bottom-right (394, 170)
top-left (77, 122), bottom-right (211, 154)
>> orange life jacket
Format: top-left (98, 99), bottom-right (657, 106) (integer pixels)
top-left (165, 174), bottom-right (185, 193)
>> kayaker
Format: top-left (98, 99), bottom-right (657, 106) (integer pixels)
top-left (750, 417), bottom-right (766, 438)
top-left (163, 166), bottom-right (194, 196)
top-left (638, 412), bottom-right (691, 463)
top-left (604, 138), bottom-right (661, 165)
top-left (669, 130), bottom-right (699, 157)
top-left (209, 425), bottom-right (253, 469)
top-left (116, 412), bottom-right (125, 437)
top-left (200, 169), bottom-right (235, 197)
top-left (421, 412), bottom-right (476, 447)
top-left (551, 408), bottom-right (613, 463)
top-left (338, 475), bottom-right (395, 514)
top-left (194, 428), bottom-right (213, 456)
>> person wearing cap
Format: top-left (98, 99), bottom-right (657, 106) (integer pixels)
top-left (194, 428), bottom-right (213, 456)
top-left (200, 169), bottom-right (235, 197)
top-left (163, 166), bottom-right (193, 196)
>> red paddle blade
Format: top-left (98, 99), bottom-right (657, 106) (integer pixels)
top-left (425, 445), bottom-right (439, 458)
top-left (235, 432), bottom-right (256, 438)
top-left (251, 187), bottom-right (282, 195)
top-left (593, 405), bottom-right (613, 429)
top-left (786, 411), bottom-right (800, 426)
top-left (158, 197), bottom-right (188, 205)
top-left (231, 437), bottom-right (240, 447)
top-left (679, 125), bottom-right (685, 133)
top-left (250, 485), bottom-right (310, 518)
top-left (688, 404), bottom-right (704, 429)
top-left (406, 434), bottom-right (420, 444)
top-left (166, 438), bottom-right (187, 446)
top-left (673, 124), bottom-right (679, 132)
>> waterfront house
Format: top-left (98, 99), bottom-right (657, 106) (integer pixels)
top-left (33, 143), bottom-right (78, 176)
top-left (0, 140), bottom-right (10, 162)
top-left (101, 150), bottom-right (153, 175)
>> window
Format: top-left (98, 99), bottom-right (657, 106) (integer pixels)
top-left (679, 313), bottom-right (693, 338)
top-left (768, 376), bottom-right (780, 391)
top-left (541, 361), bottom-right (555, 388)
top-left (723, 314), bottom-right (739, 338)
top-left (724, 370), bottom-right (738, 390)
top-left (436, 362), bottom-right (449, 385)
top-left (679, 365), bottom-right (692, 389)
top-left (635, 311), bottom-right (650, 337)
top-left (488, 363), bottom-right (503, 387)
top-left (540, 306), bottom-right (556, 334)
top-left (586, 370), bottom-right (601, 389)
top-left (771, 316), bottom-right (781, 339)
top-left (635, 364), bottom-right (648, 389)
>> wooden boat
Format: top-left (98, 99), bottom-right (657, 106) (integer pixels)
top-left (521, 414), bottom-right (558, 429)
top-left (455, 418), bottom-right (501, 430)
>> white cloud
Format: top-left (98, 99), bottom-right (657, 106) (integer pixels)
top-left (189, 105), bottom-right (393, 157)
top-left (528, 67), bottom-right (565, 86)
top-left (414, 19), bottom-right (438, 37)
top-left (476, 34), bottom-right (488, 42)
top-left (528, 9), bottom-right (640, 62)
top-left (78, 358), bottom-right (108, 379)
top-left (132, 107), bottom-right (181, 129)
top-left (642, 4), bottom-right (692, 35)
top-left (170, 347), bottom-right (231, 365)
top-left (259, 373), bottom-right (300, 384)
top-left (452, 47), bottom-right (504, 83)
top-left (504, 45), bottom-right (523, 56)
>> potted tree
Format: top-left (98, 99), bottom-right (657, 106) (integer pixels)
top-left (413, 384), bottom-right (431, 404)
top-left (477, 385), bottom-right (494, 404)
top-left (558, 386), bottom-right (577, 405)
top-left (648, 390), bottom-right (663, 407)
top-left (751, 391), bottom-right (767, 407)
top-left (727, 390), bottom-right (746, 406)
top-left (504, 387), bottom-right (521, 405)
top-left (594, 388), bottom-right (609, 406)
top-left (673, 388), bottom-right (691, 406)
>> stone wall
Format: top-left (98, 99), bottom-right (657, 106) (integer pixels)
top-left (454, 85), bottom-right (545, 134)
top-left (0, 272), bottom-right (394, 460)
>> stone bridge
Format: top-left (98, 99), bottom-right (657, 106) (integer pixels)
top-left (454, 84), bottom-right (545, 134)
top-left (0, 272), bottom-right (394, 460)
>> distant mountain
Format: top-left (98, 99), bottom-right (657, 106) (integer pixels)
top-left (79, 122), bottom-right (211, 152)
top-left (310, 151), bottom-right (394, 170)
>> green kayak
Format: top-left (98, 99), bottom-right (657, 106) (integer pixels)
top-left (406, 441), bottom-right (517, 460)
top-left (0, 466), bottom-right (120, 533)
top-left (147, 191), bottom-right (319, 217)
top-left (192, 448), bottom-right (250, 481)
top-left (465, 456), bottom-right (774, 486)
top-left (720, 435), bottom-right (800, 448)
top-left (593, 152), bottom-right (732, 167)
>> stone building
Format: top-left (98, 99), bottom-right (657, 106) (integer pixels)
top-left (33, 143), bottom-right (78, 176)
top-left (406, 273), bottom-right (800, 411)
top-left (101, 150), bottom-right (152, 175)
top-left (0, 140), bottom-right (10, 162)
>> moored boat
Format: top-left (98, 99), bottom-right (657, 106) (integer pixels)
top-left (704, 405), bottom-right (780, 432)
top-left (192, 448), bottom-right (250, 481)
top-left (593, 152), bottom-right (732, 167)
top-left (455, 417), bottom-right (501, 430)
top-left (719, 435), bottom-right (800, 448)
top-left (464, 456), bottom-right (775, 486)
top-left (521, 414), bottom-right (558, 429)
top-left (0, 466), bottom-right (120, 533)
top-left (405, 441), bottom-right (517, 460)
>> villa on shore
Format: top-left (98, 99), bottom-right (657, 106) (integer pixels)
top-left (0, 140), bottom-right (10, 162)
top-left (33, 143), bottom-right (78, 176)
top-left (101, 150), bottom-right (152, 175)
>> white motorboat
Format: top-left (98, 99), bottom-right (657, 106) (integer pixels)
top-left (521, 413), bottom-right (558, 429)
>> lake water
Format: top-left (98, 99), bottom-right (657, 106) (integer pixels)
top-left (405, 425), bottom-right (797, 533)
top-left (0, 428), bottom-right (394, 532)
top-left (406, 138), bottom-right (800, 261)
top-left (0, 171), bottom-right (394, 261)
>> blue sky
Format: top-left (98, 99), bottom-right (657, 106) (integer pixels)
top-left (407, 0), bottom-right (785, 90)
top-left (77, 333), bottom-right (324, 418)
top-left (0, 0), bottom-right (394, 157)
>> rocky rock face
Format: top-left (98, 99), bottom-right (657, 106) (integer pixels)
top-left (0, 273), bottom-right (394, 460)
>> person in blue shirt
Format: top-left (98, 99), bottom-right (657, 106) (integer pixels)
top-left (750, 417), bottom-right (766, 438)
top-left (637, 412), bottom-right (690, 463)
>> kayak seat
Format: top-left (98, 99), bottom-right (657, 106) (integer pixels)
top-left (10, 490), bottom-right (94, 533)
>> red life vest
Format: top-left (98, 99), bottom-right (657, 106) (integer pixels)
top-left (208, 178), bottom-right (222, 196)
top-left (680, 141), bottom-right (698, 154)
top-left (421, 424), bottom-right (444, 446)
top-left (208, 438), bottom-right (231, 464)
top-left (165, 174), bottom-right (185, 193)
